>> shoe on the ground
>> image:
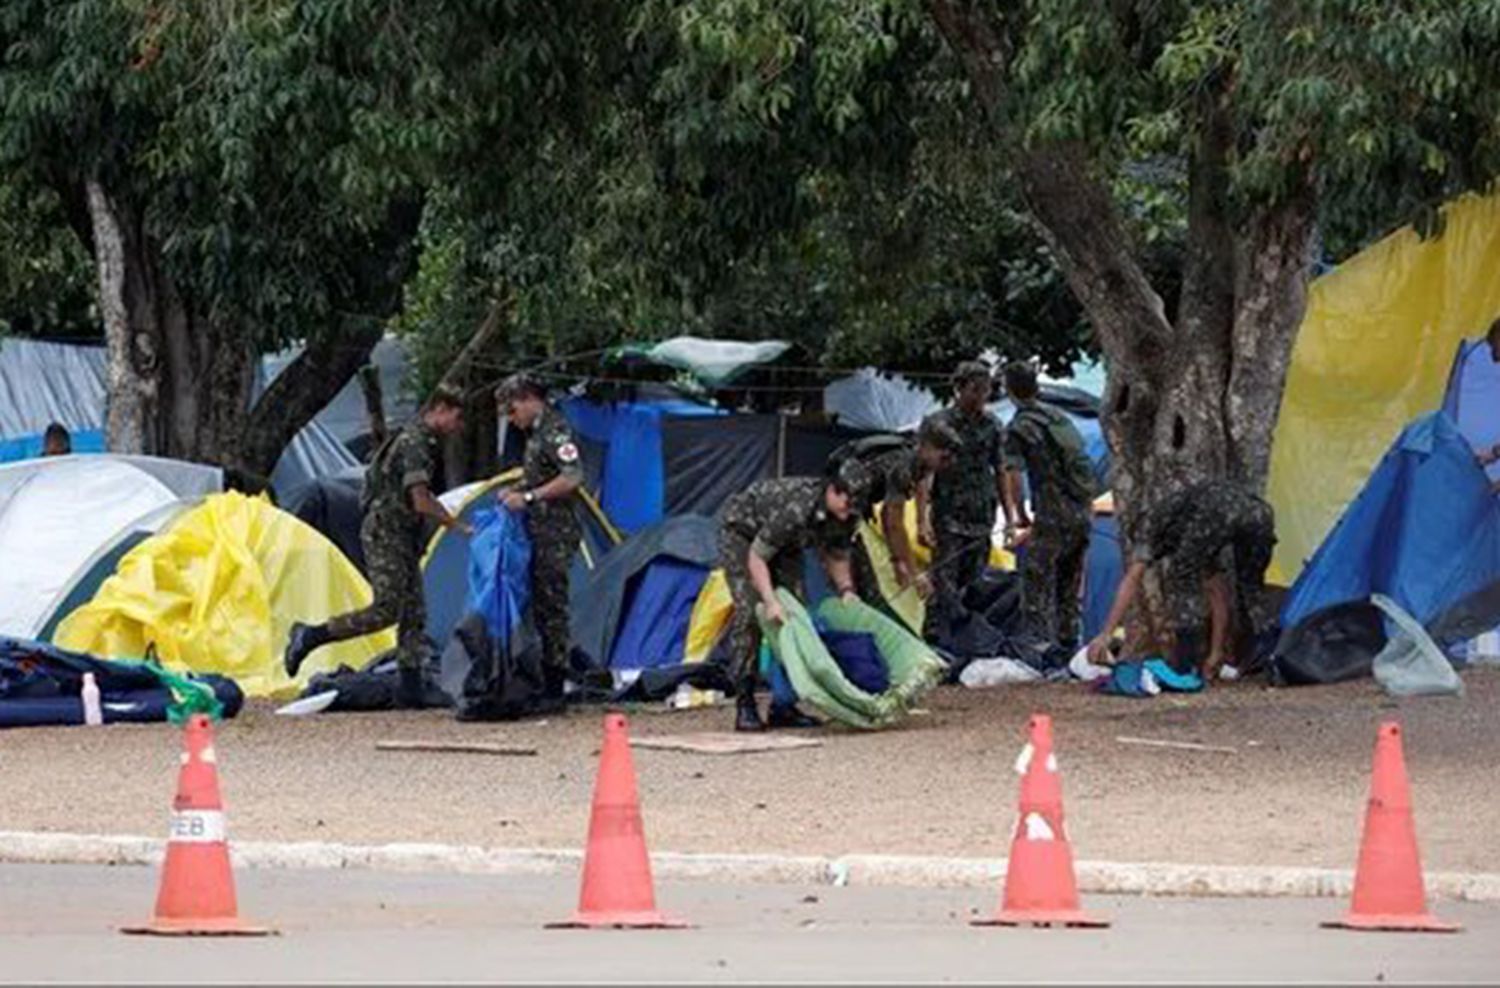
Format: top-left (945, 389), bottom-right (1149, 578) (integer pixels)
top-left (394, 666), bottom-right (425, 710)
top-left (734, 694), bottom-right (766, 733)
top-left (283, 622), bottom-right (326, 679)
top-left (766, 703), bottom-right (821, 729)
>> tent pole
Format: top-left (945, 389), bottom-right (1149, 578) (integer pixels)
top-left (776, 413), bottom-right (787, 479)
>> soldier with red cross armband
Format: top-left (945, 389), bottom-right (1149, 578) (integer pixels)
top-left (496, 373), bottom-right (586, 707)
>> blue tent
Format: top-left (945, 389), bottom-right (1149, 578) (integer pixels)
top-left (1280, 412), bottom-right (1500, 631)
top-left (1083, 514), bottom-right (1123, 642)
top-left (1441, 339), bottom-right (1500, 481)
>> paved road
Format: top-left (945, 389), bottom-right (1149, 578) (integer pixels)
top-left (0, 865), bottom-right (1492, 983)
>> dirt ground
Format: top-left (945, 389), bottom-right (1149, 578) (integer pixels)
top-left (2, 670), bottom-right (1497, 873)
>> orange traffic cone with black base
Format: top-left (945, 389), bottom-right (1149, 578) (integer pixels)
top-left (548, 713), bottom-right (688, 929)
top-left (1324, 722), bottom-right (1459, 933)
top-left (122, 714), bottom-right (272, 936)
top-left (973, 713), bottom-right (1108, 929)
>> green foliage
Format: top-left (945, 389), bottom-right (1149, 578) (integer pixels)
top-left (0, 177), bottom-right (95, 337)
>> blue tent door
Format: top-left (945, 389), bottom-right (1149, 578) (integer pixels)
top-left (608, 559), bottom-right (710, 671)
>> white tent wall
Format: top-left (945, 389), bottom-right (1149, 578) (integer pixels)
top-left (0, 457), bottom-right (218, 638)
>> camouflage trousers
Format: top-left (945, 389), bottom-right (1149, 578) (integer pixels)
top-left (923, 526), bottom-right (990, 638)
top-left (1162, 498), bottom-right (1277, 637)
top-left (1018, 510), bottom-right (1091, 648)
top-left (527, 516), bottom-right (579, 675)
top-left (325, 512), bottom-right (427, 670)
top-left (720, 529), bottom-right (803, 695)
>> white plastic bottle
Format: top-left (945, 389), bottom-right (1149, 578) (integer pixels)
top-left (81, 673), bottom-right (103, 726)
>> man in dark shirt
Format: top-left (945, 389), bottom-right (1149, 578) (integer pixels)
top-left (719, 475), bottom-right (861, 732)
top-left (1001, 362), bottom-right (1097, 648)
top-left (1087, 479), bottom-right (1276, 677)
top-left (41, 422), bottom-right (70, 457)
top-left (496, 373), bottom-right (585, 706)
top-left (283, 385), bottom-right (471, 706)
top-left (924, 361), bottom-right (1011, 636)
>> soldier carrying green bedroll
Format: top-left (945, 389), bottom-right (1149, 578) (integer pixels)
top-left (718, 474), bottom-right (862, 732)
top-left (1000, 361), bottom-right (1098, 650)
top-left (495, 373), bottom-right (585, 709)
top-left (283, 385), bottom-right (473, 707)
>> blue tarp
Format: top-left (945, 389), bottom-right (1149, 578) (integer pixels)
top-left (608, 558), bottom-right (709, 670)
top-left (560, 397), bottom-right (722, 534)
top-left (467, 507), bottom-right (532, 651)
top-left (1442, 339), bottom-right (1500, 481)
top-left (1281, 412), bottom-right (1500, 630)
top-left (0, 429), bottom-right (106, 463)
top-left (1084, 514), bottom-right (1124, 642)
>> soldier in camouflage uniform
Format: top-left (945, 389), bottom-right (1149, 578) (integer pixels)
top-left (923, 361), bottom-right (1012, 637)
top-left (1087, 479), bottom-right (1276, 677)
top-left (719, 474), bottom-right (861, 732)
top-left (831, 416), bottom-right (960, 612)
top-left (283, 385), bottom-right (471, 707)
top-left (496, 374), bottom-right (585, 706)
top-left (1001, 363), bottom-right (1098, 648)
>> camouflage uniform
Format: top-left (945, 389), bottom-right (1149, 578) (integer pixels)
top-left (519, 405), bottom-right (584, 675)
top-left (1006, 400), bottom-right (1097, 647)
top-left (1134, 480), bottom-right (1277, 636)
top-left (719, 477), bottom-right (859, 695)
top-left (925, 406), bottom-right (1005, 633)
top-left (843, 445), bottom-right (924, 609)
top-left (323, 421), bottom-right (437, 670)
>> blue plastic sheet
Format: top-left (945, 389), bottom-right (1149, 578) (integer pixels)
top-left (608, 559), bottom-right (709, 670)
top-left (467, 507), bottom-right (532, 650)
top-left (0, 429), bottom-right (106, 462)
top-left (1281, 412), bottom-right (1500, 629)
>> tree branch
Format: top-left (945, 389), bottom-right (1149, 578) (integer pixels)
top-left (923, 0), bottom-right (1016, 118)
top-left (436, 293), bottom-right (513, 397)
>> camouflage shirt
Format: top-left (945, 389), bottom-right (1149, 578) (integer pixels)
top-left (1005, 400), bottom-right (1097, 523)
top-left (929, 405), bottom-right (1004, 536)
top-left (1134, 480), bottom-right (1273, 564)
top-left (361, 420), bottom-right (438, 533)
top-left (859, 446), bottom-right (924, 510)
top-left (721, 477), bottom-right (858, 562)
top-left (520, 405), bottom-right (584, 536)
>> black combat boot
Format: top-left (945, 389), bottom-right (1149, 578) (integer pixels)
top-left (283, 622), bottom-right (330, 679)
top-left (734, 692), bottom-right (765, 733)
top-left (766, 703), bottom-right (821, 729)
top-left (394, 665), bottom-right (425, 709)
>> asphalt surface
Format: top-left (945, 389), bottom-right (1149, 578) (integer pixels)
top-left (2, 671), bottom-right (1497, 873)
top-left (0, 864), bottom-right (1492, 983)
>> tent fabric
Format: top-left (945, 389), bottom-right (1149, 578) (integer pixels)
top-left (1083, 514), bottom-right (1124, 642)
top-left (263, 336), bottom-right (416, 450)
top-left (662, 414), bottom-right (778, 518)
top-left (569, 514), bottom-right (719, 669)
top-left (0, 337), bottom-right (360, 497)
top-left (685, 569), bottom-right (733, 664)
top-left (608, 559), bottom-right (709, 671)
top-left (1441, 340), bottom-right (1500, 481)
top-left (0, 429), bottom-right (106, 461)
top-left (55, 492), bottom-right (394, 697)
top-left (1267, 190), bottom-right (1500, 584)
top-left (615, 337), bottom-right (792, 387)
top-left (1280, 412), bottom-right (1500, 631)
top-left (0, 456), bottom-right (221, 640)
top-left (284, 470), bottom-right (367, 572)
top-left (466, 506), bottom-right (532, 651)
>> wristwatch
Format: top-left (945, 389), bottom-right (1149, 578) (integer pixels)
top-left (523, 489), bottom-right (536, 505)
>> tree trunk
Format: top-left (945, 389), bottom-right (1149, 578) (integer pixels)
top-left (86, 180), bottom-right (160, 455)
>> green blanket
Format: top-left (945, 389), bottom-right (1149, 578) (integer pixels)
top-left (757, 590), bottom-right (946, 729)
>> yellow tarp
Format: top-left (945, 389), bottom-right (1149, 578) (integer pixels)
top-left (1266, 191), bottom-right (1500, 584)
top-left (55, 492), bottom-right (394, 697)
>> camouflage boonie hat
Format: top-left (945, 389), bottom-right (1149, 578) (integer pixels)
top-left (917, 414), bottom-right (961, 452)
top-left (833, 457), bottom-right (874, 499)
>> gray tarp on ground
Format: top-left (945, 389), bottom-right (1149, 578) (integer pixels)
top-left (568, 514), bottom-right (719, 669)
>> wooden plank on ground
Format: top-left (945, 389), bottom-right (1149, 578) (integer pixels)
top-left (1115, 736), bottom-right (1237, 755)
top-left (630, 732), bottom-right (822, 755)
top-left (376, 739), bottom-right (538, 756)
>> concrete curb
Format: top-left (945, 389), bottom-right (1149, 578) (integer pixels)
top-left (0, 831), bottom-right (1496, 902)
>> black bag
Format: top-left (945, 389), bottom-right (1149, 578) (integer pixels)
top-left (1270, 601), bottom-right (1387, 686)
top-left (440, 613), bottom-right (546, 721)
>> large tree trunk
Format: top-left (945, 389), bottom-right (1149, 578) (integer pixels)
top-left (87, 179), bottom-right (162, 455)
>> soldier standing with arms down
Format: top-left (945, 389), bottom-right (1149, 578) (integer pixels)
top-left (283, 386), bottom-right (472, 707)
top-left (1001, 362), bottom-right (1098, 649)
top-left (923, 361), bottom-right (1011, 637)
top-left (495, 374), bottom-right (584, 707)
top-left (719, 474), bottom-right (862, 732)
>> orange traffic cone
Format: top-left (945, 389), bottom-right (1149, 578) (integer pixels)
top-left (548, 713), bottom-right (687, 929)
top-left (1323, 722), bottom-right (1459, 933)
top-left (122, 714), bottom-right (272, 936)
top-left (973, 713), bottom-right (1108, 928)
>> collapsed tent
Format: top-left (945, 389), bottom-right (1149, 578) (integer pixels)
top-left (0, 337), bottom-right (359, 495)
top-left (1280, 412), bottom-right (1500, 651)
top-left (0, 456), bottom-right (221, 640)
top-left (55, 492), bottom-right (394, 696)
top-left (1267, 190), bottom-right (1500, 584)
